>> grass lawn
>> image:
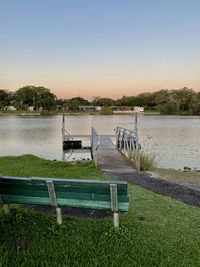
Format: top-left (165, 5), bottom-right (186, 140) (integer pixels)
top-left (0, 155), bottom-right (200, 267)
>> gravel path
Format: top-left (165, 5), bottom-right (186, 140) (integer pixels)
top-left (103, 170), bottom-right (200, 208)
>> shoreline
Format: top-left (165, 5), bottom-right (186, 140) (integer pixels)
top-left (108, 168), bottom-right (200, 208)
top-left (1, 111), bottom-right (200, 116)
top-left (150, 168), bottom-right (200, 191)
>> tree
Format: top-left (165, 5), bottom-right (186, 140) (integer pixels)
top-left (153, 89), bottom-right (170, 106)
top-left (66, 97), bottom-right (90, 112)
top-left (169, 87), bottom-right (195, 113)
top-left (0, 89), bottom-right (13, 109)
top-left (188, 93), bottom-right (200, 115)
top-left (160, 103), bottom-right (178, 115)
top-left (15, 86), bottom-right (56, 110)
top-left (92, 97), bottom-right (115, 106)
top-left (67, 99), bottom-right (80, 112)
top-left (69, 97), bottom-right (90, 106)
top-left (137, 92), bottom-right (156, 109)
top-left (116, 96), bottom-right (144, 107)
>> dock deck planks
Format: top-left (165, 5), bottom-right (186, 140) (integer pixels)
top-left (96, 136), bottom-right (135, 175)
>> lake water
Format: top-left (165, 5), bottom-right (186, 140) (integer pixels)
top-left (0, 115), bottom-right (200, 169)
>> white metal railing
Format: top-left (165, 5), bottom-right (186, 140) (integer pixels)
top-left (115, 126), bottom-right (140, 171)
top-left (62, 112), bottom-right (100, 161)
top-left (91, 127), bottom-right (100, 160)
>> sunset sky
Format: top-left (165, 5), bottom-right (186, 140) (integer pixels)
top-left (1, 0), bottom-right (200, 99)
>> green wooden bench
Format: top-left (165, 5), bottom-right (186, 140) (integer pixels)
top-left (0, 176), bottom-right (129, 227)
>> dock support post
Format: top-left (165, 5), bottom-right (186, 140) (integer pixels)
top-left (136, 140), bottom-right (140, 171)
top-left (110, 184), bottom-right (119, 228)
top-left (3, 204), bottom-right (10, 214)
top-left (56, 207), bottom-right (63, 225)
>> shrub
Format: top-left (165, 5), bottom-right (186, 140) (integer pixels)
top-left (139, 151), bottom-right (157, 171)
top-left (127, 149), bottom-right (156, 171)
top-left (99, 106), bottom-right (113, 115)
top-left (127, 136), bottom-right (157, 171)
top-left (160, 103), bottom-right (177, 115)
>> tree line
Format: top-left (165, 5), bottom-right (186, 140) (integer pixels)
top-left (0, 85), bottom-right (200, 115)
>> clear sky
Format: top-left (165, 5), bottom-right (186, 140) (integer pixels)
top-left (1, 0), bottom-right (200, 99)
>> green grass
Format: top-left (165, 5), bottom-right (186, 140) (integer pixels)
top-left (0, 155), bottom-right (200, 266)
top-left (0, 154), bottom-right (107, 180)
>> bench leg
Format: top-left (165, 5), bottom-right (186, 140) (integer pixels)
top-left (3, 204), bottom-right (10, 214)
top-left (113, 212), bottom-right (119, 228)
top-left (56, 207), bottom-right (62, 225)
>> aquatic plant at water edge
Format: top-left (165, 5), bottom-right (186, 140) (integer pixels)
top-left (139, 136), bottom-right (157, 171)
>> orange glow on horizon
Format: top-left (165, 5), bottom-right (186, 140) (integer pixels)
top-left (1, 71), bottom-right (200, 100)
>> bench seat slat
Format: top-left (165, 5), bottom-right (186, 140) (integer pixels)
top-left (0, 189), bottom-right (128, 203)
top-left (0, 183), bottom-right (128, 195)
top-left (1, 194), bottom-right (129, 211)
top-left (2, 176), bottom-right (127, 186)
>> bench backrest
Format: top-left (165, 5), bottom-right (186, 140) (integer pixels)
top-left (0, 176), bottom-right (129, 212)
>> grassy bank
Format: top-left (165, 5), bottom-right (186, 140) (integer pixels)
top-left (0, 155), bottom-right (105, 180)
top-left (0, 155), bottom-right (200, 266)
top-left (0, 111), bottom-right (59, 116)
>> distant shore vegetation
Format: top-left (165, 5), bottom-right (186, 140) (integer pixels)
top-left (1, 86), bottom-right (200, 115)
top-left (99, 106), bottom-right (113, 115)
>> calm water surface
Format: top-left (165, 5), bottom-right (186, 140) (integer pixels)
top-left (0, 115), bottom-right (200, 169)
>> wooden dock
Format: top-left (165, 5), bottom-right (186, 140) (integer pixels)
top-left (96, 136), bottom-right (135, 176)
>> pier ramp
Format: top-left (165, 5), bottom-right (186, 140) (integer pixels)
top-left (96, 136), bottom-right (135, 177)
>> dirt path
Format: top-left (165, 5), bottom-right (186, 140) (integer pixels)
top-left (151, 168), bottom-right (200, 191)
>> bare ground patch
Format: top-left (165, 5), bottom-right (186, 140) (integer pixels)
top-left (151, 168), bottom-right (200, 191)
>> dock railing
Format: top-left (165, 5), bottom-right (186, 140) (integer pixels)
top-left (91, 127), bottom-right (100, 161)
top-left (116, 127), bottom-right (140, 171)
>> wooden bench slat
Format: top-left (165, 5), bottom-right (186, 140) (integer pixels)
top-left (2, 176), bottom-right (127, 186)
top-left (1, 194), bottom-right (129, 211)
top-left (0, 188), bottom-right (128, 203)
top-left (0, 183), bottom-right (128, 195)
